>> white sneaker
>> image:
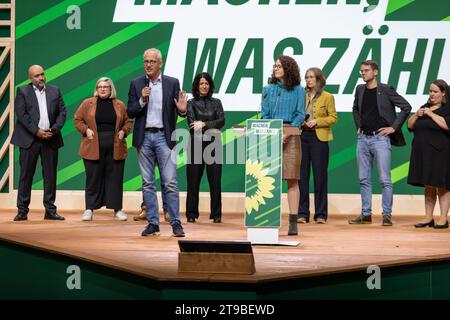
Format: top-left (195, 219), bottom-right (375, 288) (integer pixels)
top-left (114, 210), bottom-right (128, 221)
top-left (82, 209), bottom-right (93, 221)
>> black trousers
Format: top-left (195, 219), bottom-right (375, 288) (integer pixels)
top-left (298, 130), bottom-right (329, 221)
top-left (186, 134), bottom-right (222, 219)
top-left (17, 139), bottom-right (58, 215)
top-left (83, 131), bottom-right (124, 211)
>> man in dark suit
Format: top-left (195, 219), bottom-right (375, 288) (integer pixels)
top-left (349, 60), bottom-right (411, 226)
top-left (127, 48), bottom-right (187, 237)
top-left (11, 65), bottom-right (67, 221)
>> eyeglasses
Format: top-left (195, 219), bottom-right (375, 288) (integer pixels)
top-left (97, 86), bottom-right (111, 89)
top-left (273, 64), bottom-right (283, 70)
top-left (144, 59), bottom-right (159, 65)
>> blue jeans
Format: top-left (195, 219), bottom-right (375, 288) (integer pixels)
top-left (357, 134), bottom-right (393, 217)
top-left (138, 131), bottom-right (180, 225)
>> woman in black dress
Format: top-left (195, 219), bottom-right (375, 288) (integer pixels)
top-left (186, 72), bottom-right (225, 223)
top-left (407, 79), bottom-right (450, 229)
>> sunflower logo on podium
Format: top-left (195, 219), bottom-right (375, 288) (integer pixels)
top-left (245, 119), bottom-right (282, 228)
top-left (245, 159), bottom-right (275, 214)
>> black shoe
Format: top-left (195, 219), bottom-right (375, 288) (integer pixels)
top-left (433, 221), bottom-right (449, 229)
top-left (172, 221), bottom-right (185, 237)
top-left (288, 214), bottom-right (298, 236)
top-left (213, 218), bottom-right (222, 223)
top-left (141, 223), bottom-right (160, 236)
top-left (348, 215), bottom-right (372, 224)
top-left (382, 216), bottom-right (393, 226)
top-left (44, 212), bottom-right (65, 221)
top-left (187, 217), bottom-right (196, 223)
top-left (14, 213), bottom-right (28, 221)
top-left (414, 220), bottom-right (434, 228)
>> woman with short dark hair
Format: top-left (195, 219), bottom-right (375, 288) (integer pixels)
top-left (186, 72), bottom-right (225, 223)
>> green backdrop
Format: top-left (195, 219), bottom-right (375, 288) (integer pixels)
top-left (12, 0), bottom-right (449, 195)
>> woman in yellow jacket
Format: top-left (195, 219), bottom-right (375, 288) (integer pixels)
top-left (298, 68), bottom-right (337, 224)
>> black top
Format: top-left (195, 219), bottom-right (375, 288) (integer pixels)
top-left (361, 87), bottom-right (386, 132)
top-left (186, 96), bottom-right (225, 131)
top-left (96, 98), bottom-right (116, 132)
top-left (352, 83), bottom-right (412, 146)
top-left (407, 103), bottom-right (450, 189)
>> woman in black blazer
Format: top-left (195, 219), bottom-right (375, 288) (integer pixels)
top-left (186, 72), bottom-right (225, 223)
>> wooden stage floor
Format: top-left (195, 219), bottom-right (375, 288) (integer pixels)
top-left (1, 211), bottom-right (450, 284)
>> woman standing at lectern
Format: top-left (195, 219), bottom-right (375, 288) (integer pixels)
top-left (261, 55), bottom-right (305, 236)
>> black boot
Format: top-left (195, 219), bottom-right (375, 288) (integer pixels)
top-left (288, 214), bottom-right (298, 236)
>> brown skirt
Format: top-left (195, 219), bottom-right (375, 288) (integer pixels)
top-left (282, 135), bottom-right (301, 180)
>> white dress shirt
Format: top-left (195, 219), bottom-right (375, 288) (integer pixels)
top-left (139, 74), bottom-right (164, 129)
top-left (34, 85), bottom-right (50, 130)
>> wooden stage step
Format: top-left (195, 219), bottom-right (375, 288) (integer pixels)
top-left (0, 211), bottom-right (449, 284)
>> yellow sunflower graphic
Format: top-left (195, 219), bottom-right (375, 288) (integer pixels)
top-left (245, 159), bottom-right (275, 214)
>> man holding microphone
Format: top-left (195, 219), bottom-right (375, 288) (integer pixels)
top-left (127, 48), bottom-right (187, 237)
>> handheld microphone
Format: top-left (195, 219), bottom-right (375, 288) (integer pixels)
top-left (301, 114), bottom-right (310, 128)
top-left (304, 114), bottom-right (310, 122)
top-left (143, 77), bottom-right (150, 104)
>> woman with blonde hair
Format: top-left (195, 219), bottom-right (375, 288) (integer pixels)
top-left (74, 77), bottom-right (132, 221)
top-left (298, 67), bottom-right (337, 224)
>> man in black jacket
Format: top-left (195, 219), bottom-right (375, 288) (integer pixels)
top-left (349, 60), bottom-right (411, 226)
top-left (11, 65), bottom-right (66, 221)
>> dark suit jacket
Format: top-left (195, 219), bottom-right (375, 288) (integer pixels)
top-left (11, 84), bottom-right (67, 149)
top-left (127, 74), bottom-right (186, 149)
top-left (352, 83), bottom-right (412, 146)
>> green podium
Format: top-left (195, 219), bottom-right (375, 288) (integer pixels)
top-left (244, 119), bottom-right (299, 246)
